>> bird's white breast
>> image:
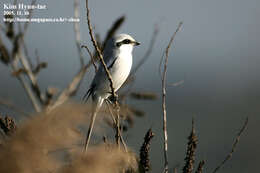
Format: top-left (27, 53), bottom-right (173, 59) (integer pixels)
top-left (110, 48), bottom-right (133, 91)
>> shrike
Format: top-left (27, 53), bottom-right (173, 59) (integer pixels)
top-left (83, 33), bottom-right (140, 151)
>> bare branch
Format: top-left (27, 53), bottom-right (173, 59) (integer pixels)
top-left (11, 54), bottom-right (42, 112)
top-left (161, 22), bottom-right (183, 173)
top-left (80, 15), bottom-right (125, 75)
top-left (46, 66), bottom-right (88, 112)
top-left (195, 160), bottom-right (205, 173)
top-left (1, 30), bottom-right (42, 112)
top-left (105, 100), bottom-right (128, 151)
top-left (32, 62), bottom-right (47, 75)
top-left (81, 45), bottom-right (97, 72)
top-left (212, 117), bottom-right (249, 173)
top-left (85, 0), bottom-right (116, 99)
top-left (85, 0), bottom-right (121, 146)
top-left (74, 0), bottom-right (84, 66)
top-left (18, 46), bottom-right (45, 104)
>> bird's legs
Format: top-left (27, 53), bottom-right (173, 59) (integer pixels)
top-left (84, 97), bottom-right (103, 153)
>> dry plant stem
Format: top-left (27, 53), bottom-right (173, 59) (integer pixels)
top-left (139, 128), bottom-right (154, 173)
top-left (195, 160), bottom-right (205, 173)
top-left (18, 47), bottom-right (37, 85)
top-left (85, 0), bottom-right (121, 146)
top-left (85, 0), bottom-right (116, 98)
top-left (12, 33), bottom-right (44, 110)
top-left (74, 0), bottom-right (84, 67)
top-left (81, 16), bottom-right (125, 74)
top-left (161, 22), bottom-right (183, 173)
top-left (105, 100), bottom-right (128, 152)
top-left (8, 46), bottom-right (42, 112)
top-left (212, 117), bottom-right (249, 173)
top-left (81, 45), bottom-right (98, 72)
top-left (183, 118), bottom-right (198, 173)
top-left (46, 66), bottom-right (88, 112)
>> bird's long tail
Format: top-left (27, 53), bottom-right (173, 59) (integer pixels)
top-left (84, 97), bottom-right (103, 153)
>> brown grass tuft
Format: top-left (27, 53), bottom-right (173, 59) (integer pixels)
top-left (61, 144), bottom-right (138, 173)
top-left (0, 102), bottom-right (138, 173)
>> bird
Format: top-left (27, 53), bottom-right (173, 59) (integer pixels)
top-left (83, 33), bottom-right (140, 152)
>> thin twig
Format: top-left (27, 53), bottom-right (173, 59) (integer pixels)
top-left (46, 66), bottom-right (88, 112)
top-left (85, 0), bottom-right (116, 99)
top-left (80, 15), bottom-right (125, 75)
top-left (161, 22), bottom-right (183, 173)
top-left (11, 55), bottom-right (42, 112)
top-left (74, 0), bottom-right (84, 66)
top-left (1, 29), bottom-right (41, 112)
top-left (212, 117), bottom-right (249, 173)
top-left (195, 160), bottom-right (205, 173)
top-left (81, 45), bottom-right (97, 72)
top-left (85, 0), bottom-right (121, 146)
top-left (17, 44), bottom-right (44, 105)
top-left (105, 100), bottom-right (128, 151)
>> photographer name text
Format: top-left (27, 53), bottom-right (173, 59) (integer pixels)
top-left (4, 3), bottom-right (47, 16)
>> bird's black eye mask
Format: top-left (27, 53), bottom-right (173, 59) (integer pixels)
top-left (116, 39), bottom-right (132, 47)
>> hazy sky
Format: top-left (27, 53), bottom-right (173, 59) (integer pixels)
top-left (1, 0), bottom-right (260, 172)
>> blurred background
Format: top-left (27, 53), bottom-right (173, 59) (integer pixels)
top-left (1, 0), bottom-right (259, 172)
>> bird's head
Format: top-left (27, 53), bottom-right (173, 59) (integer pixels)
top-left (112, 34), bottom-right (140, 53)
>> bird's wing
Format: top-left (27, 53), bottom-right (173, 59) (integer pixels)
top-left (82, 83), bottom-right (96, 102)
top-left (83, 49), bottom-right (118, 102)
top-left (91, 53), bottom-right (118, 86)
top-left (103, 47), bottom-right (118, 68)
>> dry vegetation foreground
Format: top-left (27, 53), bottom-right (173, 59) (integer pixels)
top-left (0, 103), bottom-right (139, 173)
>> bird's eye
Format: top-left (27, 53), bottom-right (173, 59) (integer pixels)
top-left (123, 39), bottom-right (131, 44)
top-left (116, 42), bottom-right (121, 47)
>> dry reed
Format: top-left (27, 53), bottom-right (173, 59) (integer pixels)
top-left (182, 119), bottom-right (198, 173)
top-left (139, 128), bottom-right (155, 173)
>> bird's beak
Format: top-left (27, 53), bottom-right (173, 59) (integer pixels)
top-left (134, 41), bottom-right (140, 46)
